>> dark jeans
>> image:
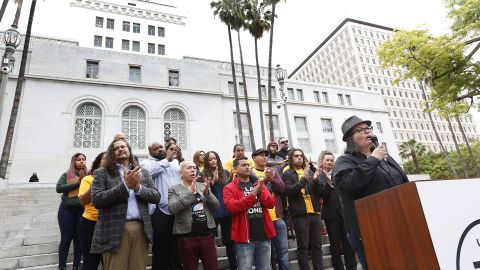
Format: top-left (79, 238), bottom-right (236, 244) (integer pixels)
top-left (78, 217), bottom-right (102, 270)
top-left (347, 233), bottom-right (368, 270)
top-left (151, 207), bottom-right (182, 270)
top-left (292, 214), bottom-right (324, 270)
top-left (177, 234), bottom-right (219, 270)
top-left (58, 204), bottom-right (83, 268)
top-left (215, 217), bottom-right (237, 270)
top-left (324, 212), bottom-right (357, 270)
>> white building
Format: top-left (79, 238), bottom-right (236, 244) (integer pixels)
top-left (37, 0), bottom-right (187, 59)
top-left (0, 35), bottom-right (396, 185)
top-left (289, 18), bottom-right (479, 153)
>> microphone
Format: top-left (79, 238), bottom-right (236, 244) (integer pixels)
top-left (370, 135), bottom-right (379, 147)
top-left (370, 135), bottom-right (387, 161)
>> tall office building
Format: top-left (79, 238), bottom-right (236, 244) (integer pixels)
top-left (289, 18), bottom-right (479, 153)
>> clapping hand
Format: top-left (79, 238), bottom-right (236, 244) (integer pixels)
top-left (125, 166), bottom-right (141, 191)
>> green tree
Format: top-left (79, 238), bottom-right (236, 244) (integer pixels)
top-left (211, 0), bottom-right (244, 145)
top-left (1, 0), bottom-right (37, 181)
top-left (245, 0), bottom-right (272, 147)
top-left (377, 30), bottom-right (460, 178)
top-left (399, 139), bottom-right (426, 174)
top-left (445, 0), bottom-right (480, 39)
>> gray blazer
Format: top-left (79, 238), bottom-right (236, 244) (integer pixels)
top-left (90, 167), bottom-right (160, 253)
top-left (168, 182), bottom-right (220, 235)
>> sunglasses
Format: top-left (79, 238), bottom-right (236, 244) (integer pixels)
top-left (280, 140), bottom-right (289, 144)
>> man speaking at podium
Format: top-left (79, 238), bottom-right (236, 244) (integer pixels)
top-left (332, 116), bottom-right (408, 270)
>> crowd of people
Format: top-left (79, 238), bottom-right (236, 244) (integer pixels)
top-left (55, 115), bottom-right (408, 270)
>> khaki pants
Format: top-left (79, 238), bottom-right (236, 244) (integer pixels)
top-left (102, 221), bottom-right (149, 270)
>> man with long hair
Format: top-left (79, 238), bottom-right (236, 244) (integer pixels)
top-left (282, 148), bottom-right (324, 270)
top-left (91, 139), bottom-right (160, 270)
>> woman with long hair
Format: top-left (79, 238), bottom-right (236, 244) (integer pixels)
top-left (168, 161), bottom-right (220, 270)
top-left (56, 153), bottom-right (88, 270)
top-left (192, 150), bottom-right (205, 174)
top-left (200, 151), bottom-right (237, 270)
top-left (78, 152), bottom-right (106, 270)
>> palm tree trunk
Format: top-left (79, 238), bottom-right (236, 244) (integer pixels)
top-left (237, 30), bottom-right (256, 150)
top-left (419, 81), bottom-right (458, 178)
top-left (0, 0), bottom-right (37, 180)
top-left (12, 0), bottom-right (22, 26)
top-left (446, 117), bottom-right (468, 178)
top-left (411, 150), bottom-right (420, 174)
top-left (267, 1), bottom-right (276, 141)
top-left (227, 25), bottom-right (243, 145)
top-left (254, 38), bottom-right (266, 147)
top-left (0, 0), bottom-right (10, 23)
top-left (455, 115), bottom-right (479, 177)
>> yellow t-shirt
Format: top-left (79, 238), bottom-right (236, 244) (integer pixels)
top-left (252, 167), bottom-right (279, 222)
top-left (224, 158), bottom-right (255, 174)
top-left (295, 168), bottom-right (319, 215)
top-left (78, 175), bottom-right (98, 221)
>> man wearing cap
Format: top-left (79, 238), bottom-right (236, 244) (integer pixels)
top-left (252, 149), bottom-right (290, 270)
top-left (267, 141), bottom-right (286, 170)
top-left (333, 115), bottom-right (408, 270)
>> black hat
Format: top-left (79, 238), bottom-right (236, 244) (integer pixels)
top-left (251, 148), bottom-right (268, 158)
top-left (341, 115), bottom-right (372, 141)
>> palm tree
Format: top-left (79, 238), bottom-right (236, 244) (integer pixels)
top-left (231, 1), bottom-right (255, 150)
top-left (245, 0), bottom-right (272, 147)
top-left (455, 115), bottom-right (479, 177)
top-left (265, 0), bottom-right (284, 141)
top-left (445, 117), bottom-right (469, 178)
top-left (0, 0), bottom-right (36, 181)
top-left (0, 0), bottom-right (11, 23)
top-left (265, 0), bottom-right (278, 141)
top-left (418, 80), bottom-right (459, 178)
top-left (399, 139), bottom-right (426, 174)
top-left (211, 0), bottom-right (244, 145)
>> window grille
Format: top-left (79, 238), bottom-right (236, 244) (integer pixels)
top-left (164, 108), bottom-right (187, 149)
top-left (122, 106), bottom-right (146, 149)
top-left (74, 103), bottom-right (102, 148)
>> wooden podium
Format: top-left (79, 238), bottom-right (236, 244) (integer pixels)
top-left (355, 179), bottom-right (480, 270)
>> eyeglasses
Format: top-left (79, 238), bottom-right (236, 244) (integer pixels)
top-left (280, 140), bottom-right (289, 144)
top-left (352, 126), bottom-right (373, 135)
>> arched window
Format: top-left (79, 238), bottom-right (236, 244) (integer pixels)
top-left (164, 108), bottom-right (186, 149)
top-left (74, 103), bottom-right (102, 148)
top-left (121, 106), bottom-right (146, 149)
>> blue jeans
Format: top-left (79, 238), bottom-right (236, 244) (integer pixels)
top-left (347, 233), bottom-right (368, 270)
top-left (57, 204), bottom-right (83, 268)
top-left (272, 219), bottom-right (290, 270)
top-left (236, 241), bottom-right (271, 270)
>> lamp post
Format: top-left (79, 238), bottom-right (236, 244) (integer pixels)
top-left (275, 64), bottom-right (293, 147)
top-left (0, 25), bottom-right (21, 127)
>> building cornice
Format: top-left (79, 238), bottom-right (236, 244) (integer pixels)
top-left (288, 18), bottom-right (393, 79)
top-left (70, 0), bottom-right (186, 26)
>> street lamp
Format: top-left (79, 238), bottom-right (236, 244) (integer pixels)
top-left (0, 24), bottom-right (21, 127)
top-left (275, 64), bottom-right (293, 147)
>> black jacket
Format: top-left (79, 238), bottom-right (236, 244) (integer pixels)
top-left (318, 171), bottom-right (342, 221)
top-left (332, 153), bottom-right (408, 236)
top-left (282, 168), bottom-right (322, 216)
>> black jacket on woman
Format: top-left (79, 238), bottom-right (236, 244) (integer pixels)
top-left (332, 153), bottom-right (408, 236)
